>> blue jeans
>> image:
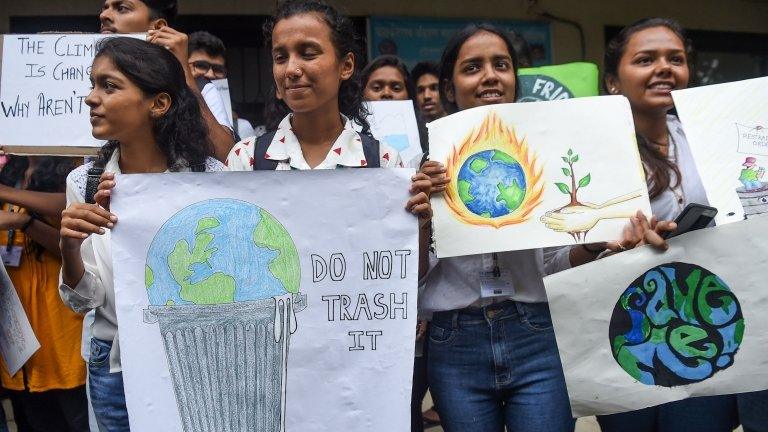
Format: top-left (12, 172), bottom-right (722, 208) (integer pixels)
top-left (88, 338), bottom-right (129, 432)
top-left (597, 395), bottom-right (738, 432)
top-left (428, 301), bottom-right (574, 432)
top-left (738, 390), bottom-right (768, 432)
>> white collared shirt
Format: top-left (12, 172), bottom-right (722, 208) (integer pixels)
top-left (225, 114), bottom-right (403, 170)
top-left (58, 149), bottom-right (224, 372)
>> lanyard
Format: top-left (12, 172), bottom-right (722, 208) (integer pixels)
top-left (6, 205), bottom-right (19, 253)
top-left (482, 253), bottom-right (501, 277)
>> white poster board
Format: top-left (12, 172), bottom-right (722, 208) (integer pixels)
top-left (545, 217), bottom-right (768, 417)
top-left (0, 264), bottom-right (40, 376)
top-left (212, 78), bottom-right (234, 126)
top-left (672, 77), bottom-right (768, 224)
top-left (0, 33), bottom-right (141, 155)
top-left (111, 169), bottom-right (418, 432)
top-left (355, 100), bottom-right (423, 167)
top-left (428, 96), bottom-right (652, 258)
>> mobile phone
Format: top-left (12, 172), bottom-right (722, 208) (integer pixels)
top-left (662, 203), bottom-right (718, 239)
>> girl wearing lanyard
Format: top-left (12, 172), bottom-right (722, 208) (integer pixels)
top-left (58, 37), bottom-right (224, 431)
top-left (597, 18), bottom-right (759, 432)
top-left (0, 155), bottom-right (89, 432)
top-left (421, 23), bottom-right (672, 432)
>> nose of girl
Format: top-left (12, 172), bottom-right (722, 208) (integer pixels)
top-left (85, 90), bottom-right (98, 108)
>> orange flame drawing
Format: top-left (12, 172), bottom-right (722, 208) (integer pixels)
top-left (444, 112), bottom-right (544, 228)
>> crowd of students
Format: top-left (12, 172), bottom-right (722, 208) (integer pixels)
top-left (0, 0), bottom-right (766, 431)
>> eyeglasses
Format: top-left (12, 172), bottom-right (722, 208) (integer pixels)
top-left (189, 60), bottom-right (227, 78)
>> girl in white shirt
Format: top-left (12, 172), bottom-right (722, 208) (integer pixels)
top-left (58, 37), bottom-right (224, 431)
top-left (597, 17), bottom-right (742, 432)
top-left (421, 24), bottom-right (672, 432)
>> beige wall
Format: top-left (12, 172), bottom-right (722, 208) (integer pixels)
top-left (3, 0), bottom-right (768, 65)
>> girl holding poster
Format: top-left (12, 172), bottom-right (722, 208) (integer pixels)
top-left (420, 23), bottom-right (577, 432)
top-left (598, 18), bottom-right (744, 432)
top-left (420, 23), bottom-right (674, 432)
top-left (58, 37), bottom-right (224, 430)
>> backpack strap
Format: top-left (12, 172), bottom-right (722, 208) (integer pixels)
top-left (359, 133), bottom-right (381, 168)
top-left (84, 166), bottom-right (104, 204)
top-left (253, 131), bottom-right (279, 171)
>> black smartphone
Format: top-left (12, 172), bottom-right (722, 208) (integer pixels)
top-left (662, 203), bottom-right (718, 239)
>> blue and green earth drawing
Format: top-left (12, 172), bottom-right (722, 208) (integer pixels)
top-left (457, 149), bottom-right (527, 218)
top-left (609, 262), bottom-right (744, 387)
top-left (145, 199), bottom-right (300, 306)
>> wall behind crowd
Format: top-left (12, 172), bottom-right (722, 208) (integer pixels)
top-left (3, 0), bottom-right (766, 124)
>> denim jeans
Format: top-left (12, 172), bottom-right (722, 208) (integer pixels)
top-left (428, 301), bottom-right (574, 432)
top-left (738, 390), bottom-right (768, 432)
top-left (597, 395), bottom-right (738, 432)
top-left (88, 338), bottom-right (129, 432)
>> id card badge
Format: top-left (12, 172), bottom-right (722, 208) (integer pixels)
top-left (1, 246), bottom-right (23, 267)
top-left (479, 270), bottom-right (515, 298)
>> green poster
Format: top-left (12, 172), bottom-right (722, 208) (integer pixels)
top-left (518, 62), bottom-right (599, 102)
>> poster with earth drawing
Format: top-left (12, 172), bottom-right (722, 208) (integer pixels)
top-left (544, 216), bottom-right (768, 417)
top-left (110, 169), bottom-right (418, 431)
top-left (672, 77), bottom-right (768, 225)
top-left (427, 96), bottom-right (652, 258)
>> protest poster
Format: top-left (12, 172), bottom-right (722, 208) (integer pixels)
top-left (544, 216), bottom-right (768, 417)
top-left (428, 96), bottom-right (651, 258)
top-left (355, 100), bottom-right (423, 167)
top-left (110, 169), bottom-right (418, 431)
top-left (212, 78), bottom-right (234, 126)
top-left (0, 33), bottom-right (141, 155)
top-left (0, 264), bottom-right (40, 376)
top-left (517, 62), bottom-right (599, 102)
top-left (672, 77), bottom-right (768, 224)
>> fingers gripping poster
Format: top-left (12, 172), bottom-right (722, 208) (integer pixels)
top-left (672, 77), bottom-right (768, 224)
top-left (428, 96), bottom-right (652, 258)
top-left (110, 170), bottom-right (418, 432)
top-left (544, 216), bottom-right (768, 417)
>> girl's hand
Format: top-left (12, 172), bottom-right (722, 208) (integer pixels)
top-left (0, 210), bottom-right (30, 230)
top-left (419, 161), bottom-right (450, 195)
top-left (407, 172), bottom-right (433, 220)
top-left (606, 210), bottom-right (676, 253)
top-left (94, 172), bottom-right (116, 211)
top-left (60, 202), bottom-right (117, 249)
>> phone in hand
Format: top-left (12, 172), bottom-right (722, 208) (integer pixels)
top-left (661, 203), bottom-right (718, 239)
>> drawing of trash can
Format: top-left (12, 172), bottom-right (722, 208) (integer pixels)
top-left (736, 185), bottom-right (768, 219)
top-left (143, 199), bottom-right (302, 432)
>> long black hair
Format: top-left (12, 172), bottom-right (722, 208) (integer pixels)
top-left (262, 0), bottom-right (369, 132)
top-left (603, 18), bottom-right (692, 199)
top-left (0, 156), bottom-right (72, 192)
top-left (0, 155), bottom-right (74, 259)
top-left (438, 23), bottom-right (521, 114)
top-left (92, 37), bottom-right (211, 172)
top-left (361, 55), bottom-right (416, 100)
